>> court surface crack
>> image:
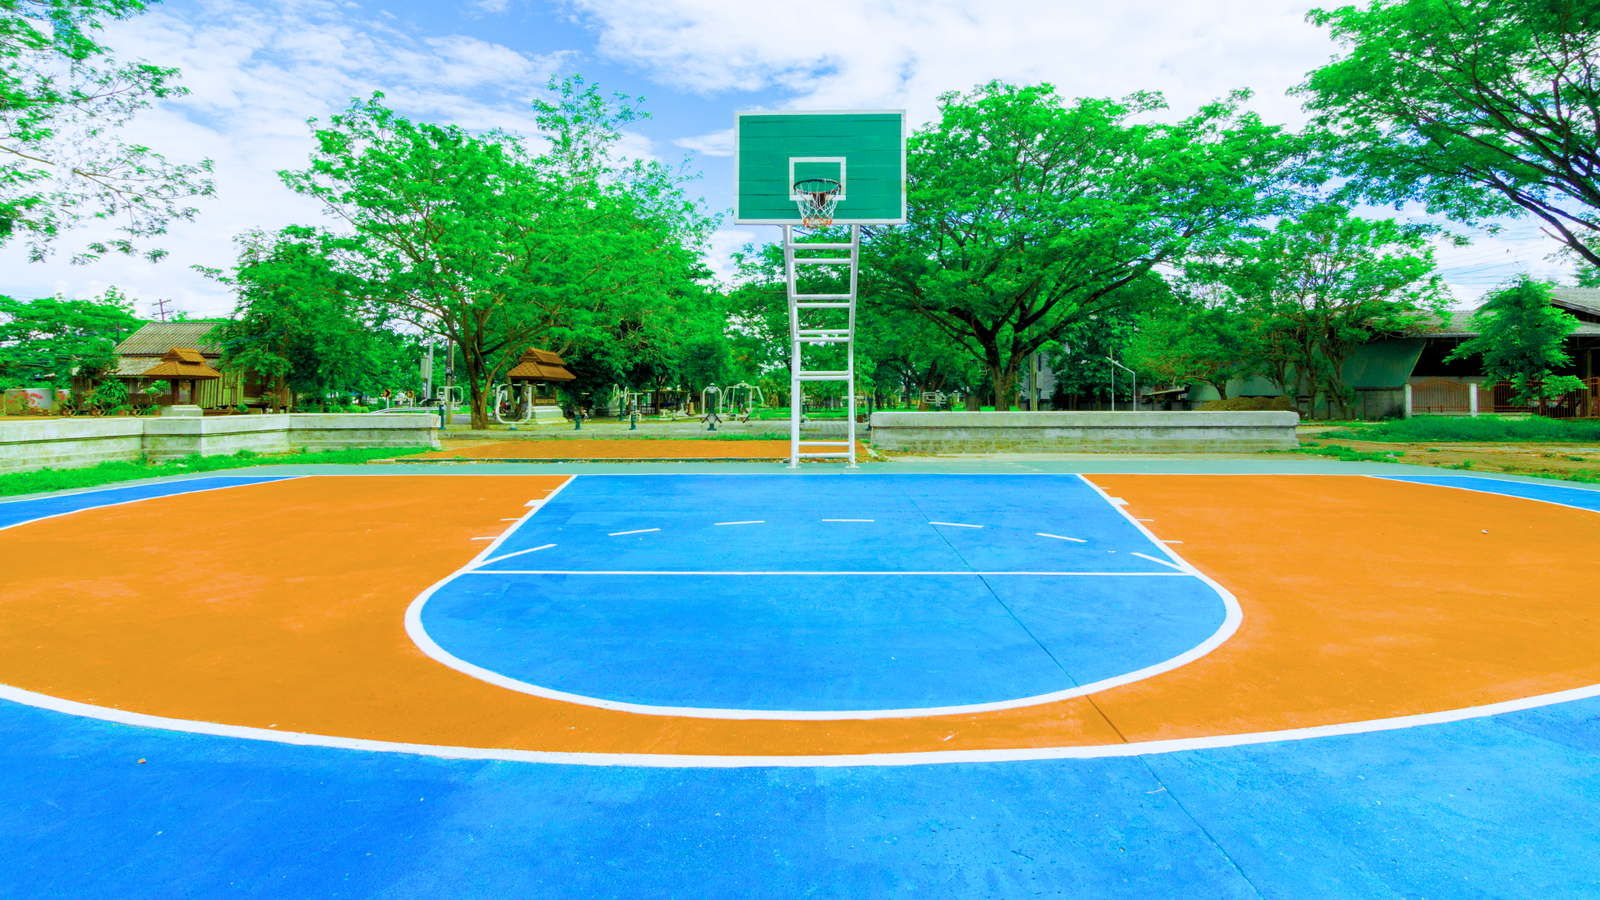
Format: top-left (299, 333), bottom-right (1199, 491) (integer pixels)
top-left (894, 483), bottom-right (1134, 744)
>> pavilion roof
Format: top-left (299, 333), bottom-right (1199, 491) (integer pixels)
top-left (507, 347), bottom-right (576, 382)
top-left (141, 347), bottom-right (222, 380)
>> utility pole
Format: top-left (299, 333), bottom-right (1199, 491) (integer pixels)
top-left (153, 298), bottom-right (172, 322)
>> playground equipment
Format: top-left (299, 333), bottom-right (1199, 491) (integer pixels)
top-left (734, 108), bottom-right (906, 466)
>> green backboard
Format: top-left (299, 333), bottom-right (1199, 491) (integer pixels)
top-left (734, 110), bottom-right (907, 225)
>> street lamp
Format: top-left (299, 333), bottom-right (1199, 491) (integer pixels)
top-left (1106, 356), bottom-right (1136, 413)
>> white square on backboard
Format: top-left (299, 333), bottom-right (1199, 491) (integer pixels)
top-left (788, 157), bottom-right (847, 201)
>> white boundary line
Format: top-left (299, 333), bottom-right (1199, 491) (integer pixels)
top-left (0, 474), bottom-right (301, 535)
top-left (405, 476), bottom-right (1243, 721)
top-left (4, 677), bottom-right (1597, 769)
top-left (464, 570), bottom-right (1188, 577)
top-left (1, 471), bottom-right (1595, 766)
top-left (1366, 473), bottom-right (1600, 516)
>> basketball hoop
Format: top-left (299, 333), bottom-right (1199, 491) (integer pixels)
top-left (794, 177), bottom-right (842, 228)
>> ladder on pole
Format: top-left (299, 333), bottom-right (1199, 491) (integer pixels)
top-left (785, 224), bottom-right (859, 468)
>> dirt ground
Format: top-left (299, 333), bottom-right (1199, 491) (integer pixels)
top-left (410, 438), bottom-right (870, 461)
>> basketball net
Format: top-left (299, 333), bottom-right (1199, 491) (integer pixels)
top-left (794, 178), bottom-right (842, 229)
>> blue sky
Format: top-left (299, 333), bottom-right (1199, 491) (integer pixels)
top-left (0, 0), bottom-right (1573, 318)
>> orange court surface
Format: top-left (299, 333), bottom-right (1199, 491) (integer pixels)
top-left (3, 464), bottom-right (1599, 898)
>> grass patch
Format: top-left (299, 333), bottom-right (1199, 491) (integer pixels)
top-left (1322, 416), bottom-right (1600, 443)
top-left (0, 446), bottom-right (430, 498)
top-left (1296, 443), bottom-right (1407, 463)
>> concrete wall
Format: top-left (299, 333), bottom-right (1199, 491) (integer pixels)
top-left (0, 413), bottom-right (440, 473)
top-left (868, 411), bottom-right (1300, 453)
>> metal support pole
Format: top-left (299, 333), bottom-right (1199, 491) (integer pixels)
top-left (784, 224), bottom-right (860, 467)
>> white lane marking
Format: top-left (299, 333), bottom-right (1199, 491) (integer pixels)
top-left (609, 528), bottom-right (660, 536)
top-left (500, 518), bottom-right (521, 521)
top-left (1131, 552), bottom-right (1184, 571)
top-left (715, 521), bottom-right (765, 526)
top-left (930, 521), bottom-right (982, 528)
top-left (8, 678), bottom-right (1598, 769)
top-left (1135, 518), bottom-right (1155, 522)
top-left (1108, 497), bottom-right (1128, 505)
top-left (1037, 533), bottom-right (1086, 543)
top-left (1161, 540), bottom-right (1184, 544)
top-left (466, 477), bottom-right (573, 568)
top-left (465, 569), bottom-right (1189, 576)
top-left (822, 518), bottom-right (873, 522)
top-left (470, 536), bottom-right (499, 540)
top-left (476, 544), bottom-right (556, 566)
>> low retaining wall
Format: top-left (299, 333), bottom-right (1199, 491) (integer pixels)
top-left (0, 412), bottom-right (440, 473)
top-left (867, 411), bottom-right (1300, 453)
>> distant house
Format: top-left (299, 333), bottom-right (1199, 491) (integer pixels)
top-left (96, 322), bottom-right (267, 409)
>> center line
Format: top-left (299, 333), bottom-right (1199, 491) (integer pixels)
top-left (1037, 533), bottom-right (1086, 542)
top-left (715, 520), bottom-right (765, 526)
top-left (930, 522), bottom-right (982, 528)
top-left (608, 528), bottom-right (660, 536)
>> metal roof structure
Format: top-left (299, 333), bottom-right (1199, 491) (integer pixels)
top-left (115, 323), bottom-right (223, 357)
top-left (507, 347), bottom-right (576, 382)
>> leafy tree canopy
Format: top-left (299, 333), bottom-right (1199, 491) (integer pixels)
top-left (1298, 0), bottom-right (1600, 267)
top-left (277, 78), bottom-right (714, 428)
top-left (1, 0), bottom-right (213, 262)
top-left (864, 80), bottom-right (1299, 408)
top-left (1447, 275), bottom-right (1579, 400)
top-left (214, 227), bottom-right (422, 409)
top-left (1189, 202), bottom-right (1450, 418)
top-left (0, 285), bottom-right (138, 391)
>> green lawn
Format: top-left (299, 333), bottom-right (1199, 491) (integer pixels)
top-left (0, 446), bottom-right (430, 498)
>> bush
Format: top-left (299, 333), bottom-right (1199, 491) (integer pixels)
top-left (1199, 396), bottom-right (1297, 413)
top-left (91, 380), bottom-right (128, 408)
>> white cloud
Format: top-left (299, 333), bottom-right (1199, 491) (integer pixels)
top-left (578, 0), bottom-right (1333, 124)
top-left (674, 126), bottom-right (734, 157)
top-left (1, 0), bottom-right (571, 317)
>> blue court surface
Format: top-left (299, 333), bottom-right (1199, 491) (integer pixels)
top-left (3, 469), bottom-right (1599, 898)
top-left (421, 475), bottom-right (1225, 712)
top-left (0, 475), bottom-right (292, 530)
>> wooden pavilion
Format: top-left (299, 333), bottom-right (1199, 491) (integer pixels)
top-left (140, 348), bottom-right (222, 407)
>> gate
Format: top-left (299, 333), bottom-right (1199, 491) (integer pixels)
top-left (1410, 379), bottom-right (1470, 414)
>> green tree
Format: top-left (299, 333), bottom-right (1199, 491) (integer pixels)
top-left (1447, 275), bottom-right (1579, 403)
top-left (1191, 203), bottom-right (1449, 418)
top-left (280, 81), bottom-right (712, 429)
top-left (0, 287), bottom-right (138, 396)
top-left (1298, 0), bottom-right (1600, 266)
top-left (1126, 291), bottom-right (1253, 401)
top-left (2, 0), bottom-right (213, 261)
top-left (215, 227), bottom-right (419, 410)
top-left (864, 81), bottom-right (1295, 408)
top-left (1042, 305), bottom-right (1151, 408)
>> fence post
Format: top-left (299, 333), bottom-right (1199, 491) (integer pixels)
top-left (1403, 384), bottom-right (1413, 419)
top-left (1469, 382), bottom-right (1479, 418)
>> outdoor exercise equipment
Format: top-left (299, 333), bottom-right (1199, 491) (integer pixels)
top-left (493, 383), bottom-right (534, 426)
top-left (701, 384), bottom-right (724, 431)
top-left (724, 382), bottom-right (765, 422)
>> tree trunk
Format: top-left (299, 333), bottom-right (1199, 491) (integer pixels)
top-left (988, 365), bottom-right (1017, 411)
